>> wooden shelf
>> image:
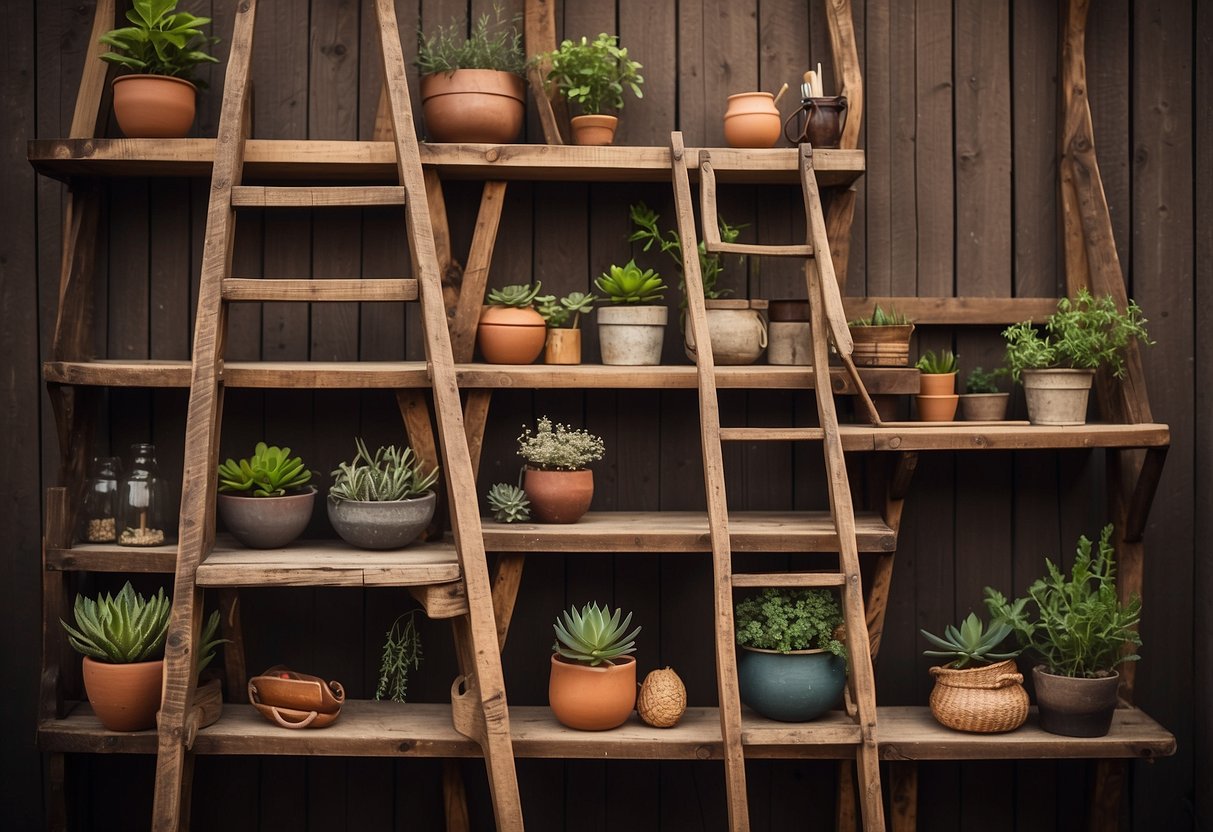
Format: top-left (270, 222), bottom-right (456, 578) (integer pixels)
top-left (839, 422), bottom-right (1171, 451)
top-left (37, 703), bottom-right (1173, 762)
top-left (29, 140), bottom-right (865, 187)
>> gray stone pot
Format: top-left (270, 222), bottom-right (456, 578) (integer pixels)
top-left (959, 392), bottom-right (1010, 421)
top-left (217, 487), bottom-right (316, 549)
top-left (327, 491), bottom-right (437, 550)
top-left (1032, 666), bottom-right (1120, 738)
top-left (1022, 369), bottom-right (1095, 425)
top-left (597, 305), bottom-right (667, 365)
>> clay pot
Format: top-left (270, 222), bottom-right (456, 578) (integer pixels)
top-left (916, 394), bottom-right (959, 422)
top-left (327, 491), bottom-right (436, 549)
top-left (928, 660), bottom-right (1029, 733)
top-left (248, 667), bottom-right (346, 730)
top-left (767, 300), bottom-right (812, 366)
top-left (919, 372), bottom-right (957, 396)
top-left (111, 75), bottom-right (198, 138)
top-left (723, 92), bottom-right (781, 148)
top-left (545, 328), bottom-right (581, 364)
top-left (1022, 369), bottom-right (1095, 426)
top-left (419, 70), bottom-right (526, 144)
top-left (548, 654), bottom-right (636, 730)
top-left (598, 305), bottom-right (667, 365)
top-left (477, 306), bottom-right (546, 364)
top-left (82, 656), bottom-right (163, 731)
top-left (960, 393), bottom-right (1010, 421)
top-left (217, 487), bottom-right (316, 548)
top-left (783, 95), bottom-right (848, 148)
top-left (570, 114), bottom-right (618, 146)
top-left (849, 324), bottom-right (914, 367)
top-left (1033, 666), bottom-right (1120, 738)
top-left (685, 300), bottom-right (768, 365)
top-left (736, 646), bottom-right (846, 722)
top-left (523, 467), bottom-right (593, 524)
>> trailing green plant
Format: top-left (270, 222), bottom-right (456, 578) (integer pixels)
top-left (416, 5), bottom-right (526, 76)
top-left (217, 442), bottom-right (312, 497)
top-left (330, 439), bottom-right (439, 502)
top-left (487, 482), bottom-right (531, 523)
top-left (848, 304), bottom-right (910, 327)
top-left (595, 259), bottom-right (667, 304)
top-left (965, 366), bottom-right (1007, 394)
top-left (486, 282), bottom-right (543, 308)
top-left (99, 0), bottom-right (220, 85)
top-left (984, 525), bottom-right (1142, 678)
top-left (375, 611), bottom-right (423, 703)
top-left (920, 612), bottom-right (1021, 669)
top-left (915, 349), bottom-right (959, 375)
top-left (517, 417), bottom-right (605, 471)
top-left (628, 202), bottom-right (743, 303)
top-left (536, 291), bottom-right (597, 328)
top-left (734, 588), bottom-right (847, 659)
top-left (61, 582), bottom-right (170, 663)
top-left (1001, 289), bottom-right (1152, 382)
top-left (552, 602), bottom-right (640, 666)
top-left (546, 33), bottom-right (644, 115)
top-left (196, 610), bottom-right (226, 677)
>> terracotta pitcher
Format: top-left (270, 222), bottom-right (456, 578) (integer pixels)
top-left (783, 96), bottom-right (848, 148)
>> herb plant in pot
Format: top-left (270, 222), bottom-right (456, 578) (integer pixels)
top-left (217, 443), bottom-right (315, 548)
top-left (328, 439), bottom-right (440, 550)
top-left (549, 602), bottom-right (640, 730)
top-left (985, 525), bottom-right (1141, 738)
top-left (1002, 289), bottom-right (1152, 426)
top-left (417, 9), bottom-right (527, 143)
top-left (915, 349), bottom-right (959, 422)
top-left (921, 612), bottom-right (1027, 733)
top-left (536, 291), bottom-right (597, 365)
top-left (477, 282), bottom-right (546, 364)
top-left (594, 259), bottom-right (669, 365)
top-left (735, 588), bottom-right (848, 722)
top-left (99, 0), bottom-right (220, 138)
top-left (545, 33), bottom-right (644, 145)
top-left (847, 305), bottom-right (914, 367)
top-left (517, 417), bottom-right (604, 524)
top-left (960, 366), bottom-right (1010, 421)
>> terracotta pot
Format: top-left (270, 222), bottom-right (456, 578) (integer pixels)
top-left (217, 487), bottom-right (315, 549)
top-left (1022, 369), bottom-right (1095, 426)
top-left (420, 70), bottom-right (526, 143)
top-left (685, 300), bottom-right (768, 365)
top-left (327, 491), bottom-right (436, 549)
top-left (545, 328), bottom-right (581, 364)
top-left (523, 467), bottom-right (593, 524)
top-left (598, 305), bottom-right (667, 365)
top-left (928, 660), bottom-right (1029, 733)
top-left (1033, 666), bottom-right (1120, 738)
top-left (960, 392), bottom-right (1010, 421)
top-left (548, 654), bottom-right (636, 730)
top-left (723, 92), bottom-right (781, 148)
top-left (570, 114), bottom-right (618, 146)
top-left (82, 656), bottom-right (163, 731)
top-left (477, 306), bottom-right (546, 364)
top-left (919, 372), bottom-right (957, 396)
top-left (111, 75), bottom-right (197, 138)
top-left (849, 324), bottom-right (914, 367)
top-left (916, 394), bottom-right (959, 422)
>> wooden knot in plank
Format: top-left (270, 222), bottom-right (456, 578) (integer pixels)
top-left (695, 745), bottom-right (712, 760)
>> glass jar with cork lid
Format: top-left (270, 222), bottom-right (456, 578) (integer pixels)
top-left (117, 443), bottom-right (169, 546)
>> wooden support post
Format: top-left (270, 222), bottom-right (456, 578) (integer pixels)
top-left (822, 0), bottom-right (863, 289)
top-left (1124, 446), bottom-right (1167, 543)
top-left (450, 182), bottom-right (508, 363)
top-left (1088, 759), bottom-right (1127, 831)
top-left (889, 762), bottom-right (918, 832)
top-left (524, 0), bottom-right (567, 144)
top-left (443, 760), bottom-right (471, 832)
top-left (45, 752), bottom-right (67, 832)
top-left (217, 589), bottom-right (246, 698)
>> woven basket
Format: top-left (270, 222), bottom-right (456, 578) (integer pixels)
top-left (928, 659), bottom-right (1029, 733)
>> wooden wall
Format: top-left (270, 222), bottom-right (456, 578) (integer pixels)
top-left (0, 0), bottom-right (1205, 829)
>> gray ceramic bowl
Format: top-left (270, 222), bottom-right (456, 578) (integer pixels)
top-left (217, 488), bottom-right (316, 549)
top-left (327, 491), bottom-right (437, 550)
top-left (736, 646), bottom-right (846, 722)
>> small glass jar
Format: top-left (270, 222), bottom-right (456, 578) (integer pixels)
top-left (117, 443), bottom-right (169, 547)
top-left (79, 456), bottom-right (122, 543)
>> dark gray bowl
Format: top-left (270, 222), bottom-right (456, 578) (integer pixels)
top-left (217, 488), bottom-right (316, 549)
top-left (327, 491), bottom-right (437, 550)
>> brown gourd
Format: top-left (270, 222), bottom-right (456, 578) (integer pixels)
top-left (637, 667), bottom-right (687, 728)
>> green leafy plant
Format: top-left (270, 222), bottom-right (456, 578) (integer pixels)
top-left (735, 588), bottom-right (847, 659)
top-left (965, 366), bottom-right (1007, 394)
top-left (628, 202), bottom-right (743, 303)
top-left (536, 291), bottom-right (597, 328)
top-left (546, 33), bottom-right (644, 115)
top-left (62, 582), bottom-right (169, 663)
top-left (217, 443), bottom-right (312, 497)
top-left (486, 282), bottom-right (543, 308)
top-left (921, 612), bottom-right (1021, 669)
top-left (487, 482), bottom-right (531, 523)
top-left (848, 304), bottom-right (910, 327)
top-left (1002, 289), bottom-right (1152, 382)
top-left (915, 349), bottom-right (959, 375)
top-left (517, 417), bottom-right (605, 471)
top-left (553, 602), bottom-right (640, 666)
top-left (594, 260), bottom-right (667, 304)
top-left (99, 0), bottom-right (220, 85)
top-left (330, 439), bottom-right (440, 502)
top-left (984, 525), bottom-right (1142, 678)
top-left (375, 611), bottom-right (423, 702)
top-left (196, 610), bottom-right (226, 677)
top-left (416, 5), bottom-right (526, 76)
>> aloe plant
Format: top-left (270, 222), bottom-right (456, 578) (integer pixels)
top-left (849, 304), bottom-right (910, 327)
top-left (915, 349), bottom-right (959, 375)
top-left (61, 582), bottom-right (170, 663)
top-left (595, 260), bottom-right (667, 304)
top-left (553, 602), bottom-right (640, 666)
top-left (921, 612), bottom-right (1021, 669)
top-left (217, 443), bottom-right (312, 497)
top-left (486, 282), bottom-right (543, 308)
top-left (330, 439), bottom-right (440, 502)
top-left (487, 482), bottom-right (531, 523)
top-left (99, 0), bottom-right (220, 85)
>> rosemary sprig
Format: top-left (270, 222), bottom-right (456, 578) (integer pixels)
top-left (375, 611), bottom-right (423, 702)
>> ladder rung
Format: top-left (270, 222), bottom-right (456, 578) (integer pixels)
top-left (732, 572), bottom-right (848, 589)
top-left (222, 278), bottom-right (418, 302)
top-left (702, 241), bottom-right (814, 257)
top-left (719, 427), bottom-right (826, 442)
top-left (231, 186), bottom-right (407, 207)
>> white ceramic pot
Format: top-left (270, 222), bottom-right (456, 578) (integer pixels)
top-left (1022, 369), bottom-right (1095, 426)
top-left (597, 305), bottom-right (668, 365)
top-left (685, 301), bottom-right (768, 365)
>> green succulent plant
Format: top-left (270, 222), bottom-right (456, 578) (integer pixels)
top-left (61, 582), bottom-right (170, 663)
top-left (536, 291), bottom-right (598, 328)
top-left (486, 282), bottom-right (543, 308)
top-left (920, 612), bottom-right (1021, 669)
top-left (553, 602), bottom-right (640, 666)
top-left (487, 482), bottom-right (531, 523)
top-left (330, 439), bottom-right (440, 502)
top-left (594, 260), bottom-right (667, 304)
top-left (849, 305), bottom-right (911, 327)
top-left (916, 349), bottom-right (959, 375)
top-left (964, 366), bottom-right (1007, 394)
top-left (99, 0), bottom-right (221, 85)
top-left (217, 443), bottom-right (312, 497)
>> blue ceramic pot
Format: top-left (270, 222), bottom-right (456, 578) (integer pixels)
top-left (736, 646), bottom-right (847, 722)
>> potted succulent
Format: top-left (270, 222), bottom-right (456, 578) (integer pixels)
top-left (545, 33), bottom-right (644, 145)
top-left (99, 0), bottom-right (220, 138)
top-left (1002, 289), bottom-right (1152, 426)
top-left (920, 612), bottom-right (1027, 733)
top-left (477, 282), bottom-right (547, 364)
top-left (959, 366), bottom-right (1010, 421)
top-left (417, 9), bottom-right (527, 143)
top-left (915, 349), bottom-right (960, 422)
top-left (517, 417), bottom-right (605, 524)
top-left (486, 482), bottom-right (531, 523)
top-left (217, 443), bottom-right (315, 548)
top-left (985, 525), bottom-right (1141, 738)
top-left (847, 305), bottom-right (915, 367)
top-left (536, 291), bottom-right (597, 365)
top-left (328, 439), bottom-right (440, 550)
top-left (549, 602), bottom-right (641, 730)
top-left (594, 259), bottom-right (669, 365)
top-left (734, 588), bottom-right (848, 722)
top-left (61, 582), bottom-right (222, 731)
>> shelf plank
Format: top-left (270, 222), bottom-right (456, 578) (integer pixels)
top-left (195, 540), bottom-right (461, 587)
top-left (839, 422), bottom-right (1171, 450)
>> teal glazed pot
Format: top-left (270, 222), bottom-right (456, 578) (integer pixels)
top-left (737, 646), bottom-right (847, 722)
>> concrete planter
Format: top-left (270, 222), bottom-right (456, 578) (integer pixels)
top-left (959, 392), bottom-right (1010, 421)
top-left (1022, 369), bottom-right (1095, 426)
top-left (217, 488), bottom-right (316, 549)
top-left (1033, 666), bottom-right (1120, 738)
top-left (327, 491), bottom-right (437, 550)
top-left (685, 300), bottom-right (768, 365)
top-left (597, 305), bottom-right (667, 365)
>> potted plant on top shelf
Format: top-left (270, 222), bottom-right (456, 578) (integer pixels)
top-left (517, 417), bottom-right (605, 524)
top-left (100, 0), bottom-right (221, 138)
top-left (920, 612), bottom-right (1027, 733)
top-left (847, 304), bottom-right (914, 367)
top-left (915, 349), bottom-right (959, 422)
top-left (327, 439), bottom-right (440, 550)
top-left (549, 601), bottom-right (640, 730)
top-left (417, 8), bottom-right (527, 144)
top-left (545, 33), bottom-right (644, 145)
top-left (959, 366), bottom-right (1010, 421)
top-left (594, 259), bottom-right (668, 366)
top-left (477, 282), bottom-right (546, 364)
top-left (536, 291), bottom-right (597, 365)
top-left (217, 443), bottom-right (315, 548)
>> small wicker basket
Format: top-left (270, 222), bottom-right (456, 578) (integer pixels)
top-left (928, 659), bottom-right (1029, 733)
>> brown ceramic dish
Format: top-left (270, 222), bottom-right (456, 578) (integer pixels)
top-left (248, 667), bottom-right (345, 729)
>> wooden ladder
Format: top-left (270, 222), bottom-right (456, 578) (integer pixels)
top-left (149, 1), bottom-right (522, 829)
top-left (668, 132), bottom-right (884, 831)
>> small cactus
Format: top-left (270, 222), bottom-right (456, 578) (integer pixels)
top-left (487, 483), bottom-right (531, 523)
